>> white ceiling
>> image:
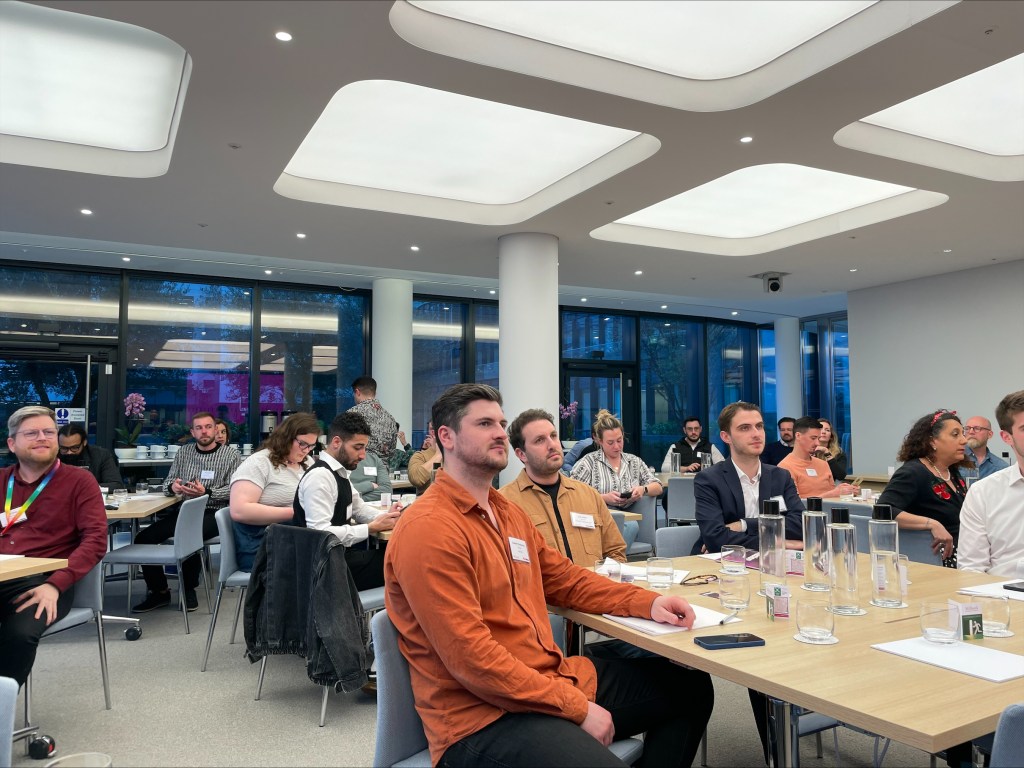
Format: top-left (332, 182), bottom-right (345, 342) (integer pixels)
top-left (1, 0), bottom-right (1022, 323)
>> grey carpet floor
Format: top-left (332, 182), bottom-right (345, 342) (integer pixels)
top-left (12, 579), bottom-right (937, 767)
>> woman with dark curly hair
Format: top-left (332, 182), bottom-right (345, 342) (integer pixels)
top-left (878, 409), bottom-right (970, 568)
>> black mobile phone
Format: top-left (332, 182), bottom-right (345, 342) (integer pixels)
top-left (619, 490), bottom-right (632, 499)
top-left (694, 633), bottom-right (766, 650)
top-left (1003, 581), bottom-right (1024, 593)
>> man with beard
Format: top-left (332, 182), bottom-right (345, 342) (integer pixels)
top-left (963, 415), bottom-right (1009, 480)
top-left (1, 407), bottom-right (107, 686)
top-left (385, 384), bottom-right (714, 768)
top-left (57, 423), bottom-right (122, 488)
top-left (132, 412), bottom-right (241, 613)
top-left (761, 416), bottom-right (795, 466)
top-left (500, 408), bottom-right (625, 565)
top-left (293, 411), bottom-right (402, 591)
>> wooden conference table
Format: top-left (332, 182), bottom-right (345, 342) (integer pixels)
top-left (0, 557), bottom-right (68, 582)
top-left (556, 554), bottom-right (1024, 766)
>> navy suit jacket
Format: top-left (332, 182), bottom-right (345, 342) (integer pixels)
top-left (761, 441), bottom-right (793, 467)
top-left (693, 460), bottom-right (804, 555)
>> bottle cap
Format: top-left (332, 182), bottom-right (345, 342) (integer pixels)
top-left (872, 504), bottom-right (895, 521)
top-left (829, 507), bottom-right (850, 524)
top-left (805, 497), bottom-right (823, 512)
top-left (760, 498), bottom-right (780, 515)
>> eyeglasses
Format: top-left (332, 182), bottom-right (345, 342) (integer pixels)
top-left (294, 438), bottom-right (316, 451)
top-left (59, 443), bottom-right (85, 454)
top-left (681, 574), bottom-right (719, 586)
top-left (16, 428), bottom-right (58, 440)
top-left (963, 425), bottom-right (991, 434)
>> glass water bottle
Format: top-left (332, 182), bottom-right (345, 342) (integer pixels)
top-left (802, 497), bottom-right (829, 592)
top-left (828, 506), bottom-right (860, 615)
top-left (758, 499), bottom-right (785, 594)
top-left (869, 504), bottom-right (902, 608)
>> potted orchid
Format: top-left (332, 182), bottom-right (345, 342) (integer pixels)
top-left (559, 400), bottom-right (579, 443)
top-left (115, 393), bottom-right (147, 450)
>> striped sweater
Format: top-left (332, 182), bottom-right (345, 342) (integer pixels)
top-left (162, 443), bottom-right (242, 511)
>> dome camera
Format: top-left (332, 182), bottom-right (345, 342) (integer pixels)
top-left (763, 274), bottom-right (783, 293)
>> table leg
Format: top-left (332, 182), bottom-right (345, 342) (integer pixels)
top-left (768, 697), bottom-right (796, 768)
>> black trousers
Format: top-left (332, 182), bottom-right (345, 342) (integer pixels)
top-left (441, 651), bottom-right (714, 768)
top-left (0, 574), bottom-right (74, 687)
top-left (135, 506), bottom-right (219, 592)
top-left (345, 546), bottom-right (386, 592)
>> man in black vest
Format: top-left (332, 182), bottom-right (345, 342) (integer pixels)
top-left (293, 412), bottom-right (402, 591)
top-left (660, 416), bottom-right (724, 473)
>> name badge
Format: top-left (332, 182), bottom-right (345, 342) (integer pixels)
top-left (363, 466), bottom-right (377, 477)
top-left (200, 470), bottom-right (215, 481)
top-left (570, 512), bottom-right (596, 530)
top-left (805, 468), bottom-right (818, 477)
top-left (770, 494), bottom-right (788, 512)
top-left (509, 537), bottom-right (530, 563)
top-left (0, 507), bottom-right (26, 527)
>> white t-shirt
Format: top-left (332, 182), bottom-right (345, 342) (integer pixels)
top-left (230, 449), bottom-right (307, 507)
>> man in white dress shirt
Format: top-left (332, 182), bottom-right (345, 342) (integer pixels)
top-left (958, 390), bottom-right (1024, 577)
top-left (293, 411), bottom-right (402, 590)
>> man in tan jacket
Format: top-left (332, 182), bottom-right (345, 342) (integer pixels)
top-left (408, 421), bottom-right (442, 492)
top-left (499, 408), bottom-right (625, 565)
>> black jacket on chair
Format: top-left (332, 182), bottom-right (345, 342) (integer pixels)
top-left (243, 524), bottom-right (368, 692)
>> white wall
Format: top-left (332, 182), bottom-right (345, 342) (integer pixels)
top-left (849, 260), bottom-right (1024, 475)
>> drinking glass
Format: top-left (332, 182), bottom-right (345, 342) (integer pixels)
top-left (980, 595), bottom-right (1012, 637)
top-left (921, 601), bottom-right (959, 644)
top-left (646, 557), bottom-right (674, 590)
top-left (721, 545), bottom-right (746, 575)
top-left (796, 599), bottom-right (835, 643)
top-left (670, 452), bottom-right (681, 475)
top-left (719, 572), bottom-right (750, 611)
top-left (112, 488), bottom-right (128, 505)
top-left (135, 482), bottom-right (149, 495)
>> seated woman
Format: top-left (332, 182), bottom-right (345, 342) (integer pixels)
top-left (230, 412), bottom-right (320, 571)
top-left (214, 418), bottom-right (231, 447)
top-left (879, 409), bottom-right (969, 568)
top-left (570, 410), bottom-right (662, 549)
top-left (812, 417), bottom-right (848, 481)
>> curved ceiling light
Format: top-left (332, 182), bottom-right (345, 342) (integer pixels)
top-left (0, 1), bottom-right (191, 178)
top-left (390, 0), bottom-right (958, 112)
top-left (590, 163), bottom-right (948, 256)
top-left (834, 53), bottom-right (1024, 181)
top-left (274, 80), bottom-right (660, 225)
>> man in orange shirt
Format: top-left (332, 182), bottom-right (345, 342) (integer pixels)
top-left (778, 417), bottom-right (859, 499)
top-left (384, 384), bottom-right (713, 768)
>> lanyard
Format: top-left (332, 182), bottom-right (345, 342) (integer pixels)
top-left (3, 460), bottom-right (60, 535)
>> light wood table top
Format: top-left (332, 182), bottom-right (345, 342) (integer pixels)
top-left (620, 511), bottom-right (643, 522)
top-left (390, 478), bottom-right (414, 491)
top-left (0, 556), bottom-right (69, 582)
top-left (656, 472), bottom-right (695, 485)
top-left (557, 554), bottom-right (1024, 756)
top-left (105, 493), bottom-right (180, 520)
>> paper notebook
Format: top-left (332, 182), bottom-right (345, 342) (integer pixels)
top-left (603, 604), bottom-right (740, 635)
top-left (873, 638), bottom-right (1024, 683)
top-left (957, 581), bottom-right (1024, 603)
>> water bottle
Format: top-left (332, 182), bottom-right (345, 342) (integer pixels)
top-left (670, 451), bottom-right (681, 475)
top-left (869, 504), bottom-right (902, 608)
top-left (828, 506), bottom-right (860, 615)
top-left (758, 499), bottom-right (785, 595)
top-left (701, 452), bottom-right (713, 471)
top-left (1003, 451), bottom-right (1013, 466)
top-left (802, 497), bottom-right (829, 592)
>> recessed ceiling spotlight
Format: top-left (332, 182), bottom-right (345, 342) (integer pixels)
top-left (731, 311), bottom-right (739, 316)
top-left (138, 348), bottom-right (144, 352)
top-left (94, 328), bottom-right (100, 332)
top-left (243, 291), bottom-right (250, 296)
top-left (580, 297), bottom-right (588, 302)
top-left (296, 232), bottom-right (306, 239)
top-left (410, 245), bottom-right (420, 252)
top-left (443, 306), bottom-right (449, 310)
top-left (20, 323), bottom-right (27, 328)
top-left (488, 289), bottom-right (496, 295)
top-left (264, 269), bottom-right (273, 275)
top-left (80, 208), bottom-right (93, 215)
top-left (133, 357), bottom-right (138, 362)
top-left (739, 136), bottom-right (753, 143)
top-left (849, 268), bottom-right (858, 272)
top-left (943, 249), bottom-right (952, 253)
top-left (634, 269), bottom-right (643, 276)
top-left (275, 31), bottom-right (293, 42)
top-left (122, 257), bottom-right (131, 262)
top-left (664, 322), bottom-right (671, 327)
top-left (660, 304), bottom-right (668, 310)
top-left (603, 317), bottom-right (610, 321)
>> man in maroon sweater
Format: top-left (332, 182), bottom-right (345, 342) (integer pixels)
top-left (0, 406), bottom-right (107, 686)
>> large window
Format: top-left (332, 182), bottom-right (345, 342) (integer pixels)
top-left (474, 303), bottom-right (499, 387)
top-left (706, 323), bottom-right (755, 455)
top-left (561, 311), bottom-right (636, 362)
top-left (639, 317), bottom-right (702, 468)
top-left (412, 300), bottom-right (464, 445)
top-left (801, 313), bottom-right (852, 469)
top-left (0, 265), bottom-right (119, 339)
top-left (758, 327), bottom-right (777, 432)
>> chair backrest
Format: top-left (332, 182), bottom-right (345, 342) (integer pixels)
top-left (371, 610), bottom-right (430, 767)
top-left (631, 495), bottom-right (656, 549)
top-left (991, 702), bottom-right (1024, 768)
top-left (667, 476), bottom-right (697, 522)
top-left (0, 676), bottom-right (16, 768)
top-left (71, 559), bottom-right (104, 612)
top-left (655, 525), bottom-right (701, 558)
top-left (898, 528), bottom-right (942, 565)
top-left (214, 506), bottom-right (242, 580)
top-left (173, 495), bottom-right (210, 561)
top-left (610, 510), bottom-right (625, 537)
top-left (849, 514), bottom-right (871, 554)
top-left (548, 613), bottom-right (567, 654)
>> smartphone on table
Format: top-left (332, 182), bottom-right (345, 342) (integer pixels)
top-left (1003, 582), bottom-right (1024, 593)
top-left (694, 633), bottom-right (766, 650)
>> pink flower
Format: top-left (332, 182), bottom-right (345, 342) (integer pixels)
top-left (124, 392), bottom-right (147, 419)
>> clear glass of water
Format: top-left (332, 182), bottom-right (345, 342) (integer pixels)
top-left (796, 599), bottom-right (835, 643)
top-left (921, 601), bottom-right (959, 644)
top-left (646, 557), bottom-right (674, 590)
top-left (719, 572), bottom-right (750, 611)
top-left (112, 488), bottom-right (128, 505)
top-left (135, 481), bottom-right (148, 495)
top-left (980, 595), bottom-right (1012, 638)
top-left (721, 545), bottom-right (747, 574)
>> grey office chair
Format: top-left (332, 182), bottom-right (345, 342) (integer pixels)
top-left (667, 476), bottom-right (697, 524)
top-left (0, 677), bottom-right (17, 768)
top-left (201, 507), bottom-right (251, 671)
top-left (990, 702), bottom-right (1024, 768)
top-left (624, 495), bottom-right (656, 557)
top-left (103, 495), bottom-right (212, 634)
top-left (655, 525), bottom-right (701, 557)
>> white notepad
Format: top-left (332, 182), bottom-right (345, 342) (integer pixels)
top-left (0, 554), bottom-right (26, 561)
top-left (872, 637), bottom-right (1024, 682)
top-left (603, 604), bottom-right (740, 635)
top-left (957, 581), bottom-right (1024, 603)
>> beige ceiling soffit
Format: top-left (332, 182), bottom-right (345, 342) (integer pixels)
top-left (590, 190), bottom-right (948, 256)
top-left (390, 0), bottom-right (958, 112)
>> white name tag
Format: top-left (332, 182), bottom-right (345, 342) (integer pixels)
top-left (509, 537), bottom-right (530, 563)
top-left (363, 466), bottom-right (377, 477)
top-left (770, 494), bottom-right (788, 512)
top-left (805, 468), bottom-right (818, 477)
top-left (0, 507), bottom-right (26, 527)
top-left (200, 470), bottom-right (215, 481)
top-left (570, 512), bottom-right (596, 530)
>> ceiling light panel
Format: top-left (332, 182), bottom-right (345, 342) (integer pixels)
top-left (0, 1), bottom-right (191, 177)
top-left (591, 163), bottom-right (948, 256)
top-left (391, 0), bottom-right (958, 111)
top-left (274, 80), bottom-right (659, 225)
top-left (834, 54), bottom-right (1024, 181)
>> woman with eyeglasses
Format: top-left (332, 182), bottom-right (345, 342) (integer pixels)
top-left (811, 418), bottom-right (847, 482)
top-left (230, 412), bottom-right (321, 571)
top-left (878, 409), bottom-right (969, 569)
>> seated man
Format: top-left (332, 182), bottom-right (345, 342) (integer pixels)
top-left (293, 412), bottom-right (402, 591)
top-left (958, 390), bottom-right (1024, 576)
top-left (349, 450), bottom-right (392, 503)
top-left (57, 423), bottom-right (122, 489)
top-left (778, 417), bottom-right (858, 500)
top-left (660, 417), bottom-right (724, 473)
top-left (500, 408), bottom-right (626, 565)
top-left (386, 384), bottom-right (714, 768)
top-left (761, 417), bottom-right (795, 466)
top-left (1, 407), bottom-right (108, 687)
top-left (407, 422), bottom-right (442, 492)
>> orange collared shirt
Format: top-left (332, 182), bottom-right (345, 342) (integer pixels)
top-left (384, 472), bottom-right (656, 765)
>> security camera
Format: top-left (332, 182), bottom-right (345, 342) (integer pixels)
top-left (763, 273), bottom-right (783, 293)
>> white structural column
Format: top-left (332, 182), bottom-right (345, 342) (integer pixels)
top-left (371, 278), bottom-right (413, 443)
top-left (773, 317), bottom-right (801, 426)
top-left (498, 233), bottom-right (560, 486)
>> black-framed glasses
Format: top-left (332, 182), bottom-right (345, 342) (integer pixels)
top-left (681, 574), bottom-right (719, 586)
top-left (963, 425), bottom-right (991, 434)
top-left (294, 438), bottom-right (316, 451)
top-left (58, 442), bottom-right (85, 454)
